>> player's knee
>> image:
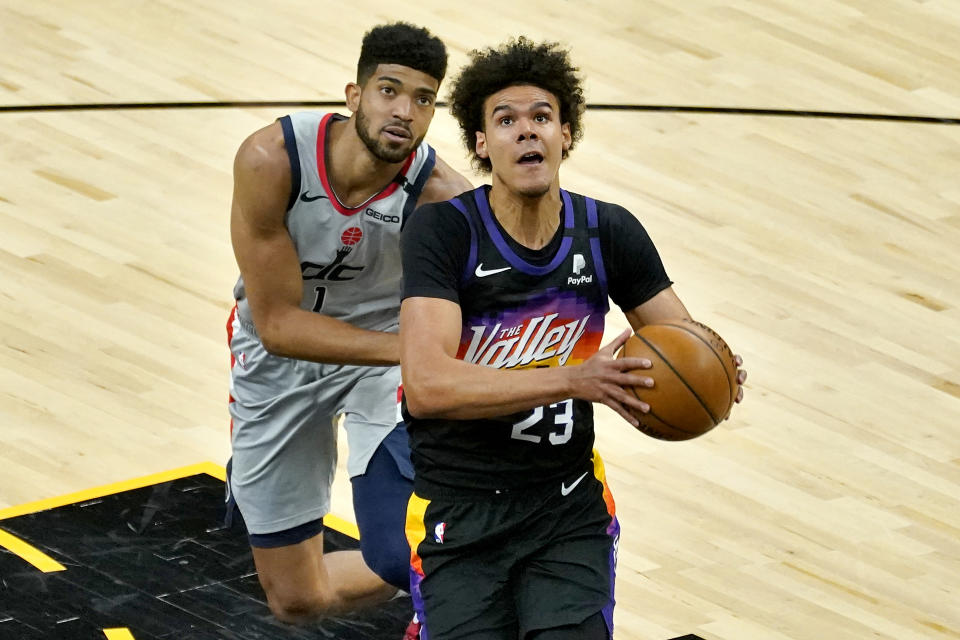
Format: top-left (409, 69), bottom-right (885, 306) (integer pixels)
top-left (262, 580), bottom-right (333, 624)
top-left (360, 535), bottom-right (410, 591)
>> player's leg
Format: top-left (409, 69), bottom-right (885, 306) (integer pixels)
top-left (250, 524), bottom-right (395, 622)
top-left (516, 455), bottom-right (619, 640)
top-left (526, 612), bottom-right (607, 640)
top-left (228, 323), bottom-right (395, 623)
top-left (406, 492), bottom-right (519, 640)
top-left (350, 421), bottom-right (415, 591)
top-left (342, 372), bottom-right (416, 591)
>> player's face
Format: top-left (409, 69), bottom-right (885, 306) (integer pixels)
top-left (475, 85), bottom-right (572, 198)
top-left (349, 64), bottom-right (439, 164)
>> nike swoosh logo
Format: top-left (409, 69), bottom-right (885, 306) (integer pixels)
top-left (560, 471), bottom-right (589, 497)
top-left (475, 263), bottom-right (511, 278)
top-left (300, 191), bottom-right (328, 202)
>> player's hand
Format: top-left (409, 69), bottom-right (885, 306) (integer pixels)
top-left (569, 328), bottom-right (653, 428)
top-left (734, 354), bottom-right (747, 403)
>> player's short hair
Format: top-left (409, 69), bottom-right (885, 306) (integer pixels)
top-left (448, 37), bottom-right (586, 173)
top-left (357, 23), bottom-right (448, 85)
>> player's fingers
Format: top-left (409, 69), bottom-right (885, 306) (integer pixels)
top-left (616, 356), bottom-right (652, 371)
top-left (734, 354), bottom-right (743, 366)
top-left (735, 386), bottom-right (744, 403)
top-left (616, 385), bottom-right (650, 413)
top-left (737, 369), bottom-right (748, 384)
top-left (599, 328), bottom-right (633, 355)
top-left (603, 399), bottom-right (640, 428)
top-left (619, 372), bottom-right (654, 388)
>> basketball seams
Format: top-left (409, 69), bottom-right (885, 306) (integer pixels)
top-left (658, 321), bottom-right (735, 410)
top-left (633, 332), bottom-right (719, 426)
top-left (627, 385), bottom-right (700, 438)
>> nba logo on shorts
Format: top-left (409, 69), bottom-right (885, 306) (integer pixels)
top-left (434, 522), bottom-right (446, 544)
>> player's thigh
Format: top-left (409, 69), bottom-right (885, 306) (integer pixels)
top-left (340, 365), bottom-right (402, 477)
top-left (408, 494), bottom-right (518, 640)
top-left (351, 423), bottom-right (414, 590)
top-left (229, 334), bottom-right (341, 534)
top-left (516, 481), bottom-right (617, 638)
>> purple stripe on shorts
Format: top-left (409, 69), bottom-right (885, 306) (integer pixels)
top-left (603, 514), bottom-right (620, 638)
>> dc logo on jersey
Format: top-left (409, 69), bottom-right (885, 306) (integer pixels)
top-left (434, 522), bottom-right (446, 544)
top-left (568, 253), bottom-right (593, 286)
top-left (301, 228), bottom-right (366, 282)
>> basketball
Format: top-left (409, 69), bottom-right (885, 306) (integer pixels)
top-left (618, 319), bottom-right (739, 441)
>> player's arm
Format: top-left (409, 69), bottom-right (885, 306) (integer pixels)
top-left (623, 286), bottom-right (691, 330)
top-left (400, 297), bottom-right (650, 424)
top-left (415, 155), bottom-right (473, 205)
top-left (230, 123), bottom-right (398, 365)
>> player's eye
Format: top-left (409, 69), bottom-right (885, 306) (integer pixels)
top-left (500, 116), bottom-right (513, 126)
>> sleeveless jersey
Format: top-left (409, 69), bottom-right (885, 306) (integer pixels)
top-left (233, 112), bottom-right (436, 333)
top-left (405, 186), bottom-right (611, 494)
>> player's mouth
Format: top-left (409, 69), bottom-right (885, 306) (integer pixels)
top-left (517, 151), bottom-right (544, 165)
top-left (382, 125), bottom-right (412, 143)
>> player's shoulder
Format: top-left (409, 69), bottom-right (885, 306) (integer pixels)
top-left (563, 190), bottom-right (634, 223)
top-left (418, 153), bottom-right (474, 205)
top-left (234, 120), bottom-right (289, 177)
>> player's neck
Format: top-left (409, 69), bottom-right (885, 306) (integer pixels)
top-left (325, 118), bottom-right (406, 207)
top-left (488, 178), bottom-right (562, 250)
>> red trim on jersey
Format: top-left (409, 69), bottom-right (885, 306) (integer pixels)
top-left (315, 113), bottom-right (415, 216)
top-left (226, 305), bottom-right (237, 435)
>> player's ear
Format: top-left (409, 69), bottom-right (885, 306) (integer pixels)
top-left (345, 82), bottom-right (361, 113)
top-left (561, 122), bottom-right (572, 151)
top-left (475, 132), bottom-right (488, 159)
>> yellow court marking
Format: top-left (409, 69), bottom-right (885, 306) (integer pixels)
top-left (0, 461), bottom-right (360, 540)
top-left (0, 527), bottom-right (65, 572)
top-left (0, 462), bottom-right (226, 521)
top-left (103, 628), bottom-right (136, 640)
top-left (323, 512), bottom-right (360, 540)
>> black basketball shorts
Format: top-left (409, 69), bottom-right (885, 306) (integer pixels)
top-left (406, 453), bottom-right (620, 640)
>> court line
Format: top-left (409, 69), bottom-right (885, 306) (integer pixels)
top-left (0, 101), bottom-right (957, 124)
top-left (0, 527), bottom-right (66, 572)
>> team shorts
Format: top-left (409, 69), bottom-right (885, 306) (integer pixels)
top-left (406, 453), bottom-right (620, 640)
top-left (227, 312), bottom-right (399, 535)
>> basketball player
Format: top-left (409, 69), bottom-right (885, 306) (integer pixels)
top-left (226, 22), bottom-right (471, 629)
top-left (399, 38), bottom-right (746, 639)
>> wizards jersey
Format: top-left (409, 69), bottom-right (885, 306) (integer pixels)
top-left (405, 186), bottom-right (611, 494)
top-left (233, 112), bottom-right (436, 334)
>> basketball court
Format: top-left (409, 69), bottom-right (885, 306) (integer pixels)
top-left (1, 2), bottom-right (958, 639)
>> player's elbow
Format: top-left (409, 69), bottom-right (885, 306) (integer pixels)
top-left (402, 375), bottom-right (450, 419)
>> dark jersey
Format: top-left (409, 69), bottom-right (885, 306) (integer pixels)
top-left (401, 186), bottom-right (672, 495)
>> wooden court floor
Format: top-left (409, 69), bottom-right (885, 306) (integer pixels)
top-left (1, 1), bottom-right (959, 639)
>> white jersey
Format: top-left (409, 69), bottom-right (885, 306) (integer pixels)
top-left (233, 111), bottom-right (436, 334)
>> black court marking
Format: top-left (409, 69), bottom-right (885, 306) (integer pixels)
top-left (635, 331), bottom-right (719, 426)
top-left (0, 473), bottom-right (410, 639)
top-left (668, 635), bottom-right (707, 640)
top-left (0, 101), bottom-right (959, 124)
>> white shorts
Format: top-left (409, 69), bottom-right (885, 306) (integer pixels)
top-left (227, 314), bottom-right (399, 535)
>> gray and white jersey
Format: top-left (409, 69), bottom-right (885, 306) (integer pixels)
top-left (233, 111), bottom-right (436, 334)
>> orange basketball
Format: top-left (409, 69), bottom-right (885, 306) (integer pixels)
top-left (617, 319), bottom-right (739, 440)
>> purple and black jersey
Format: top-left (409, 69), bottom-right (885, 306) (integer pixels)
top-left (401, 186), bottom-right (672, 495)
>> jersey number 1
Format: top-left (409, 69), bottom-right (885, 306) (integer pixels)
top-left (312, 286), bottom-right (326, 312)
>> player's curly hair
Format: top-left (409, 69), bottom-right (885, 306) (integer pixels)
top-left (448, 37), bottom-right (585, 173)
top-left (357, 23), bottom-right (448, 85)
